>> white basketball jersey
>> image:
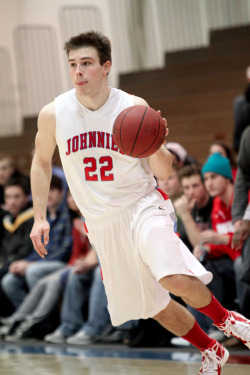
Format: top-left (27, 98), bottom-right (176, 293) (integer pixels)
top-left (55, 87), bottom-right (156, 219)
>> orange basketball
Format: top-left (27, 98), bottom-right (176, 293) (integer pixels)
top-left (112, 105), bottom-right (165, 158)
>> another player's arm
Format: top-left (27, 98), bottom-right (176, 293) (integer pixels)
top-left (30, 101), bottom-right (57, 258)
top-left (134, 96), bottom-right (173, 180)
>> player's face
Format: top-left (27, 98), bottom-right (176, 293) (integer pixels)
top-left (4, 186), bottom-right (29, 217)
top-left (181, 175), bottom-right (208, 206)
top-left (68, 47), bottom-right (111, 97)
top-left (203, 172), bottom-right (228, 197)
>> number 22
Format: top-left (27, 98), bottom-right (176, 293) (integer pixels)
top-left (83, 156), bottom-right (114, 181)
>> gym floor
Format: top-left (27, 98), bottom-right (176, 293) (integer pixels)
top-left (0, 339), bottom-right (250, 375)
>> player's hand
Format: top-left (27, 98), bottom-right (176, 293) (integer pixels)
top-left (157, 110), bottom-right (169, 142)
top-left (232, 220), bottom-right (250, 250)
top-left (30, 220), bottom-right (50, 258)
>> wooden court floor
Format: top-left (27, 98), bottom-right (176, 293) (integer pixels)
top-left (0, 342), bottom-right (250, 375)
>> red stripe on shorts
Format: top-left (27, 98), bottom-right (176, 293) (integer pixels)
top-left (156, 188), bottom-right (169, 201)
top-left (100, 267), bottom-right (103, 280)
top-left (84, 222), bottom-right (88, 233)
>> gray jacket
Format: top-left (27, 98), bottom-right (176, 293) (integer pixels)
top-left (232, 126), bottom-right (250, 222)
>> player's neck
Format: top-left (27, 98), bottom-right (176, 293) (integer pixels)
top-left (76, 85), bottom-right (111, 111)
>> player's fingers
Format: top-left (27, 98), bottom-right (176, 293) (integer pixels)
top-left (43, 227), bottom-right (50, 247)
top-left (31, 236), bottom-right (47, 258)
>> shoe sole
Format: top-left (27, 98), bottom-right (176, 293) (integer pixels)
top-left (221, 348), bottom-right (230, 367)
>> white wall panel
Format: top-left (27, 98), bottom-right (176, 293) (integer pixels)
top-left (0, 47), bottom-right (19, 136)
top-left (59, 5), bottom-right (103, 44)
top-left (14, 25), bottom-right (62, 117)
top-left (205, 0), bottom-right (250, 29)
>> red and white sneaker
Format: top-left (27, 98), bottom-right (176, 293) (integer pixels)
top-left (199, 341), bottom-right (229, 375)
top-left (214, 311), bottom-right (250, 349)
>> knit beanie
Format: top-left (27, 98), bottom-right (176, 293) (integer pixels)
top-left (201, 152), bottom-right (233, 180)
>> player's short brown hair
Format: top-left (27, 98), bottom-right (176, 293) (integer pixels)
top-left (64, 31), bottom-right (112, 65)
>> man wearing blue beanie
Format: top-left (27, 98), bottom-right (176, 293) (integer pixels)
top-left (194, 152), bottom-right (242, 346)
top-left (199, 151), bottom-right (237, 261)
top-left (202, 152), bottom-right (233, 182)
top-left (202, 152), bottom-right (233, 181)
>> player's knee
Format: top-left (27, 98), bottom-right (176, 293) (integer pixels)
top-left (160, 274), bottom-right (191, 296)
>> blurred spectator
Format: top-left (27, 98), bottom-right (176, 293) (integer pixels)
top-left (233, 66), bottom-right (250, 153)
top-left (194, 153), bottom-right (241, 339)
top-left (175, 165), bottom-right (213, 250)
top-left (165, 142), bottom-right (199, 167)
top-left (170, 165), bottom-right (214, 345)
top-left (0, 190), bottom-right (90, 340)
top-left (156, 165), bottom-right (183, 231)
top-left (0, 154), bottom-right (16, 207)
top-left (0, 176), bottom-right (34, 317)
top-left (232, 126), bottom-right (250, 319)
top-left (1, 175), bottom-right (72, 309)
top-left (209, 141), bottom-right (237, 181)
top-left (44, 258), bottom-right (136, 346)
top-left (44, 259), bottom-right (107, 345)
top-left (157, 164), bottom-right (183, 204)
top-left (0, 153), bottom-right (29, 249)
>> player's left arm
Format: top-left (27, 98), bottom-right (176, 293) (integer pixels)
top-left (134, 96), bottom-right (173, 180)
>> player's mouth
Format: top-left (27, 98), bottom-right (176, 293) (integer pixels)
top-left (76, 81), bottom-right (87, 86)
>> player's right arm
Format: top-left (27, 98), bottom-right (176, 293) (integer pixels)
top-left (30, 101), bottom-right (57, 258)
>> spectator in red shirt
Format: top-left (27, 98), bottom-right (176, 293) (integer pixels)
top-left (191, 153), bottom-right (241, 341)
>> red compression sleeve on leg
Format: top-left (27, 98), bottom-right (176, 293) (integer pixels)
top-left (195, 292), bottom-right (228, 324)
top-left (182, 321), bottom-right (215, 351)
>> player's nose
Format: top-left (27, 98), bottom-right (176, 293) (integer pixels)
top-left (76, 65), bottom-right (83, 76)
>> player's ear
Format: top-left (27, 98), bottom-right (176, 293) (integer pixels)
top-left (103, 61), bottom-right (111, 75)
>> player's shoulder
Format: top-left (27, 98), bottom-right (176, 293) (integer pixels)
top-left (37, 102), bottom-right (56, 133)
top-left (39, 101), bottom-right (55, 121)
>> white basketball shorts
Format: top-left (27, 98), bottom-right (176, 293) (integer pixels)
top-left (85, 189), bottom-right (212, 326)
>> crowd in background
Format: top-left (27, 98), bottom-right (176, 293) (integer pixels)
top-left (0, 69), bottom-right (250, 349)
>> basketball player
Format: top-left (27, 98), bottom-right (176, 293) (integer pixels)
top-left (30, 31), bottom-right (250, 374)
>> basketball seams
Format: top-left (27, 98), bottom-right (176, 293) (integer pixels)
top-left (112, 105), bottom-right (165, 158)
top-left (117, 106), bottom-right (134, 153)
top-left (136, 113), bottom-right (162, 158)
top-left (130, 106), bottom-right (148, 156)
